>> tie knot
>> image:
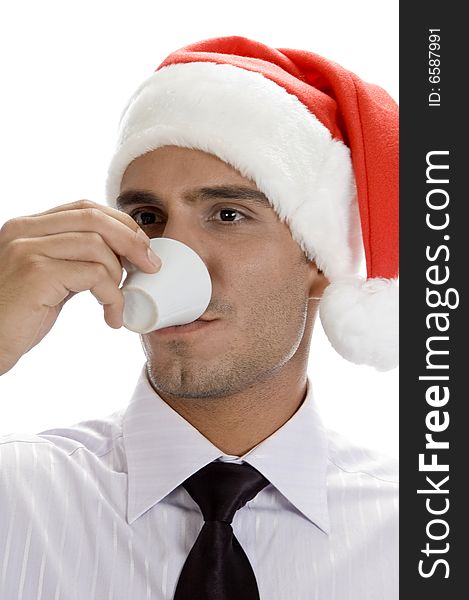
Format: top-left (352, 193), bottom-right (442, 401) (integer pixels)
top-left (182, 461), bottom-right (269, 524)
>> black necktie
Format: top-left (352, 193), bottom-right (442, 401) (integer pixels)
top-left (174, 461), bottom-right (270, 600)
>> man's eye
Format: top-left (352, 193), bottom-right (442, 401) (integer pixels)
top-left (130, 210), bottom-right (161, 226)
top-left (130, 208), bottom-right (247, 226)
top-left (212, 208), bottom-right (246, 224)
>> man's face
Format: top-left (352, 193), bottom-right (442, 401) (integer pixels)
top-left (118, 146), bottom-right (326, 399)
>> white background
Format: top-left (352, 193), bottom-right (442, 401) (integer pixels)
top-left (0, 0), bottom-right (398, 457)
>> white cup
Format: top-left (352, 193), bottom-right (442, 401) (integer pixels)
top-left (120, 238), bottom-right (212, 334)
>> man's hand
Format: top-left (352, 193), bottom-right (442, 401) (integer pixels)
top-left (0, 199), bottom-right (161, 376)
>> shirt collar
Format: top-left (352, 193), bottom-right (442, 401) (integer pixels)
top-left (123, 364), bottom-right (330, 534)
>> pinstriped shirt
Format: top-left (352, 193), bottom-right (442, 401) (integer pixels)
top-left (0, 364), bottom-right (398, 600)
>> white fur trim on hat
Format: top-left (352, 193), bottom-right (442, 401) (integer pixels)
top-left (105, 61), bottom-right (360, 281)
top-left (319, 277), bottom-right (399, 371)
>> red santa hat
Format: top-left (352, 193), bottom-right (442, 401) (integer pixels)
top-left (105, 36), bottom-right (399, 371)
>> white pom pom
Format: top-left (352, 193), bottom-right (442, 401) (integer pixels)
top-left (319, 277), bottom-right (399, 371)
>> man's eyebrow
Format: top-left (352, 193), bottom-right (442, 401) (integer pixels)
top-left (115, 185), bottom-right (271, 210)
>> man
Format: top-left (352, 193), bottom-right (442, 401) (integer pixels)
top-left (0, 36), bottom-right (398, 599)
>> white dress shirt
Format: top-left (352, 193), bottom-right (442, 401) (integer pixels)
top-left (0, 364), bottom-right (398, 600)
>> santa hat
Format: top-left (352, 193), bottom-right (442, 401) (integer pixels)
top-left (105, 36), bottom-right (399, 371)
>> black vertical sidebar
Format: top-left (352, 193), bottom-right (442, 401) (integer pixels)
top-left (400, 1), bottom-right (466, 596)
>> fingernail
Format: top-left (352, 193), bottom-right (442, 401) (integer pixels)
top-left (147, 247), bottom-right (161, 267)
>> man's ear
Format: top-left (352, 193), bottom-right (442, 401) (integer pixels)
top-left (307, 262), bottom-right (329, 300)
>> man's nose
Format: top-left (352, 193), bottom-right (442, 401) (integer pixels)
top-left (160, 215), bottom-right (208, 264)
